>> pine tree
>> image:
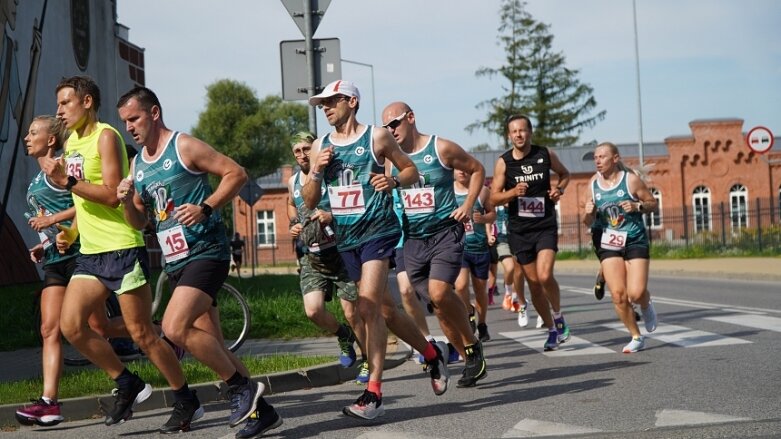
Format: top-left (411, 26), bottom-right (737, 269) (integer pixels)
top-left (467, 0), bottom-right (605, 148)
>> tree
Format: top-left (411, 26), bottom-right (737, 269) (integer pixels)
top-left (467, 0), bottom-right (605, 148)
top-left (191, 79), bottom-right (309, 232)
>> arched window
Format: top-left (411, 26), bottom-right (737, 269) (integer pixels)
top-left (729, 184), bottom-right (749, 233)
top-left (644, 188), bottom-right (662, 229)
top-left (692, 186), bottom-right (711, 233)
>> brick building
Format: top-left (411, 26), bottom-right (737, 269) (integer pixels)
top-left (233, 118), bottom-right (781, 265)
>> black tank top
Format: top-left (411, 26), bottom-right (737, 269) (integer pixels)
top-left (501, 145), bottom-right (557, 232)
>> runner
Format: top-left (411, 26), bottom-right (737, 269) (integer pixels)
top-left (116, 86), bottom-right (281, 436)
top-left (286, 131), bottom-right (368, 383)
top-left (583, 142), bottom-right (658, 353)
top-left (496, 202), bottom-right (530, 327)
top-left (230, 233), bottom-right (245, 275)
top-left (304, 80), bottom-right (450, 420)
top-left (382, 101), bottom-right (487, 388)
top-left (453, 169), bottom-right (496, 343)
top-left (489, 114), bottom-right (572, 351)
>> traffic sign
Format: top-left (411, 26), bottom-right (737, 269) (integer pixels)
top-left (280, 38), bottom-right (342, 101)
top-left (746, 126), bottom-right (775, 154)
top-left (238, 179), bottom-right (264, 206)
top-left (280, 0), bottom-right (331, 37)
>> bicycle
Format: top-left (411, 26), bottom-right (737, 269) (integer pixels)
top-left (152, 269), bottom-right (251, 353)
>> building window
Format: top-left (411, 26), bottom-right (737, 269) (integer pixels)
top-left (729, 184), bottom-right (749, 233)
top-left (692, 186), bottom-right (711, 233)
top-left (256, 210), bottom-right (276, 246)
top-left (644, 188), bottom-right (662, 230)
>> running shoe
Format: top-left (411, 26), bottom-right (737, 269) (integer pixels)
top-left (517, 304), bottom-right (529, 328)
top-left (502, 295), bottom-right (512, 311)
top-left (159, 391), bottom-right (204, 434)
top-left (456, 342), bottom-right (487, 387)
top-left (468, 307), bottom-right (477, 335)
top-left (15, 398), bottom-right (63, 427)
top-left (594, 271), bottom-right (606, 300)
top-left (622, 336), bottom-right (645, 353)
top-left (424, 341), bottom-right (450, 395)
top-left (511, 299), bottom-right (521, 313)
top-left (104, 374), bottom-right (153, 425)
top-left (641, 301), bottom-right (658, 333)
top-left (554, 316), bottom-right (571, 344)
top-left (446, 343), bottom-right (461, 364)
top-left (488, 293), bottom-right (495, 305)
top-left (536, 314), bottom-right (544, 329)
top-left (235, 406), bottom-right (283, 438)
top-left (355, 361), bottom-right (369, 385)
top-left (477, 323), bottom-right (491, 342)
top-left (337, 336), bottom-right (357, 368)
top-left (543, 330), bottom-right (559, 351)
top-left (343, 389), bottom-right (384, 420)
top-left (227, 380), bottom-right (264, 428)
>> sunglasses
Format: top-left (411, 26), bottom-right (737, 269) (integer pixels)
top-left (317, 95), bottom-right (350, 109)
top-left (383, 111), bottom-right (408, 130)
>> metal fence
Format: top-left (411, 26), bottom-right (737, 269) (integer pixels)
top-left (558, 196), bottom-right (781, 254)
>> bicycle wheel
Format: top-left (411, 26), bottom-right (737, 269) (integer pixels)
top-left (153, 271), bottom-right (251, 353)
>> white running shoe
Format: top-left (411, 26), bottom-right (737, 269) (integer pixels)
top-left (517, 305), bottom-right (528, 328)
top-left (535, 315), bottom-right (544, 329)
top-left (642, 301), bottom-right (658, 333)
top-left (622, 336), bottom-right (645, 353)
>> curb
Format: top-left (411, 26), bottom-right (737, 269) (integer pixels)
top-left (0, 341), bottom-right (411, 428)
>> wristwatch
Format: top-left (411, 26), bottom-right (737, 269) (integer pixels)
top-left (556, 186), bottom-right (565, 195)
top-left (391, 176), bottom-right (401, 188)
top-left (199, 202), bottom-right (213, 218)
top-left (65, 176), bottom-right (78, 191)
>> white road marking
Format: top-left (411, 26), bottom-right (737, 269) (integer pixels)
top-left (500, 331), bottom-right (615, 356)
top-left (502, 418), bottom-right (606, 437)
top-left (655, 409), bottom-right (751, 427)
top-left (601, 322), bottom-right (752, 348)
top-left (705, 313), bottom-right (781, 333)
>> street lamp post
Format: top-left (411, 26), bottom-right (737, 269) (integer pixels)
top-left (633, 0), bottom-right (645, 167)
top-left (341, 58), bottom-right (377, 125)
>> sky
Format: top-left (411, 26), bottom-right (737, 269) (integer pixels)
top-left (116, 0), bottom-right (781, 151)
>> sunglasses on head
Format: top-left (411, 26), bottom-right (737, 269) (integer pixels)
top-left (383, 111), bottom-right (408, 130)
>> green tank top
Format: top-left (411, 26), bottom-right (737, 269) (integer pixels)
top-left (392, 135), bottom-right (458, 240)
top-left (26, 170), bottom-right (80, 266)
top-left (132, 131), bottom-right (229, 273)
top-left (591, 171), bottom-right (647, 244)
top-left (64, 122), bottom-right (144, 253)
top-left (322, 125), bottom-right (399, 251)
top-left (455, 188), bottom-right (488, 254)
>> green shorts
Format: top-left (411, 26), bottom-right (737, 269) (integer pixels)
top-left (299, 254), bottom-right (357, 302)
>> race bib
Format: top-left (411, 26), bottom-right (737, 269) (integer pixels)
top-left (328, 184), bottom-right (366, 216)
top-left (517, 197), bottom-right (545, 218)
top-left (157, 225), bottom-right (190, 263)
top-left (464, 220), bottom-right (475, 236)
top-left (401, 187), bottom-right (435, 215)
top-left (65, 156), bottom-right (85, 180)
top-left (600, 228), bottom-right (628, 251)
top-left (38, 231), bottom-right (52, 250)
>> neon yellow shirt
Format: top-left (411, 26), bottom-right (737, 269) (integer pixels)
top-left (64, 122), bottom-right (144, 254)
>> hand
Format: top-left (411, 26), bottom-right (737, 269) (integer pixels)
top-left (473, 211), bottom-right (485, 224)
top-left (290, 223), bottom-right (303, 239)
top-left (313, 146), bottom-right (334, 174)
top-left (55, 224), bottom-right (78, 255)
top-left (28, 215), bottom-right (54, 232)
top-left (487, 234), bottom-right (496, 246)
top-left (369, 172), bottom-right (393, 192)
top-left (584, 200), bottom-right (596, 215)
top-left (449, 205), bottom-right (471, 224)
top-left (548, 187), bottom-right (562, 203)
top-left (40, 148), bottom-right (68, 186)
top-left (29, 244), bottom-right (44, 263)
top-left (619, 200), bottom-right (639, 213)
top-left (173, 203), bottom-right (204, 226)
top-left (117, 177), bottom-right (135, 203)
top-left (311, 209), bottom-right (333, 224)
top-left (513, 182), bottom-right (529, 197)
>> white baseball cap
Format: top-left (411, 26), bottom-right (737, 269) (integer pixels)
top-left (308, 80), bottom-right (361, 106)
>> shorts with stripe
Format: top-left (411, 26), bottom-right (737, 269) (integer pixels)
top-left (73, 247), bottom-right (150, 294)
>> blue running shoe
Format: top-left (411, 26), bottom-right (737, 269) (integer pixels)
top-left (337, 337), bottom-right (357, 368)
top-left (447, 343), bottom-right (460, 364)
top-left (543, 330), bottom-right (559, 351)
top-left (235, 406), bottom-right (282, 438)
top-left (554, 317), bottom-right (571, 344)
top-left (355, 361), bottom-right (369, 385)
top-left (227, 380), bottom-right (263, 428)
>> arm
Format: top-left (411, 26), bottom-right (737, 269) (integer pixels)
top-left (369, 128), bottom-right (417, 191)
top-left (489, 158), bottom-right (519, 207)
top-left (287, 178), bottom-right (303, 239)
top-left (302, 138), bottom-right (326, 209)
top-left (27, 206), bottom-right (76, 232)
top-left (55, 217), bottom-right (79, 254)
top-left (174, 134), bottom-right (248, 226)
top-left (582, 175), bottom-right (598, 227)
top-left (118, 160), bottom-right (149, 230)
top-left (441, 138), bottom-right (485, 222)
top-left (474, 186), bottom-right (496, 224)
top-left (547, 148), bottom-right (570, 203)
top-left (623, 172), bottom-right (658, 214)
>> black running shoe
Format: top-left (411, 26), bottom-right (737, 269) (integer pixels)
top-left (477, 323), bottom-right (491, 342)
top-left (228, 380), bottom-right (263, 427)
top-left (235, 407), bottom-right (283, 438)
top-left (159, 391), bottom-right (204, 434)
top-left (104, 374), bottom-right (152, 425)
top-left (468, 306), bottom-right (477, 335)
top-left (457, 341), bottom-right (487, 388)
top-left (594, 271), bottom-right (606, 300)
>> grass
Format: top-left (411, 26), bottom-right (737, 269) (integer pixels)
top-left (0, 354), bottom-right (335, 404)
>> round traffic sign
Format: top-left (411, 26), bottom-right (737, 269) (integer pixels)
top-left (746, 126), bottom-right (774, 154)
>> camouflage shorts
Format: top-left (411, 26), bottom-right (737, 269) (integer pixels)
top-left (299, 254), bottom-right (358, 302)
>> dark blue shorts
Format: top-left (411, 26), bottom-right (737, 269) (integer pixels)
top-left (394, 246), bottom-right (406, 274)
top-left (462, 251), bottom-right (490, 280)
top-left (339, 233), bottom-right (401, 282)
top-left (73, 247), bottom-right (150, 294)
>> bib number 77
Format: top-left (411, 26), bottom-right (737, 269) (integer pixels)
top-left (328, 184), bottom-right (366, 215)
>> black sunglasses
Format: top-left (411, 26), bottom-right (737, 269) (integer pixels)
top-left (383, 111), bottom-right (408, 130)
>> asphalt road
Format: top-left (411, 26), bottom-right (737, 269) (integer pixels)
top-left (6, 273), bottom-right (780, 438)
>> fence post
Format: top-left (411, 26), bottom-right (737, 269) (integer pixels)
top-left (757, 197), bottom-right (763, 252)
top-left (682, 204), bottom-right (689, 247)
top-left (576, 215), bottom-right (582, 253)
top-left (720, 201), bottom-right (727, 247)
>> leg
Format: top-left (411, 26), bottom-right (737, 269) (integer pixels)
top-left (356, 260), bottom-right (390, 384)
top-left (521, 260), bottom-right (553, 329)
top-left (536, 249), bottom-right (561, 313)
top-left (303, 290), bottom-right (340, 333)
top-left (397, 271), bottom-right (431, 337)
top-left (39, 286), bottom-right (66, 401)
top-left (601, 258), bottom-right (641, 338)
